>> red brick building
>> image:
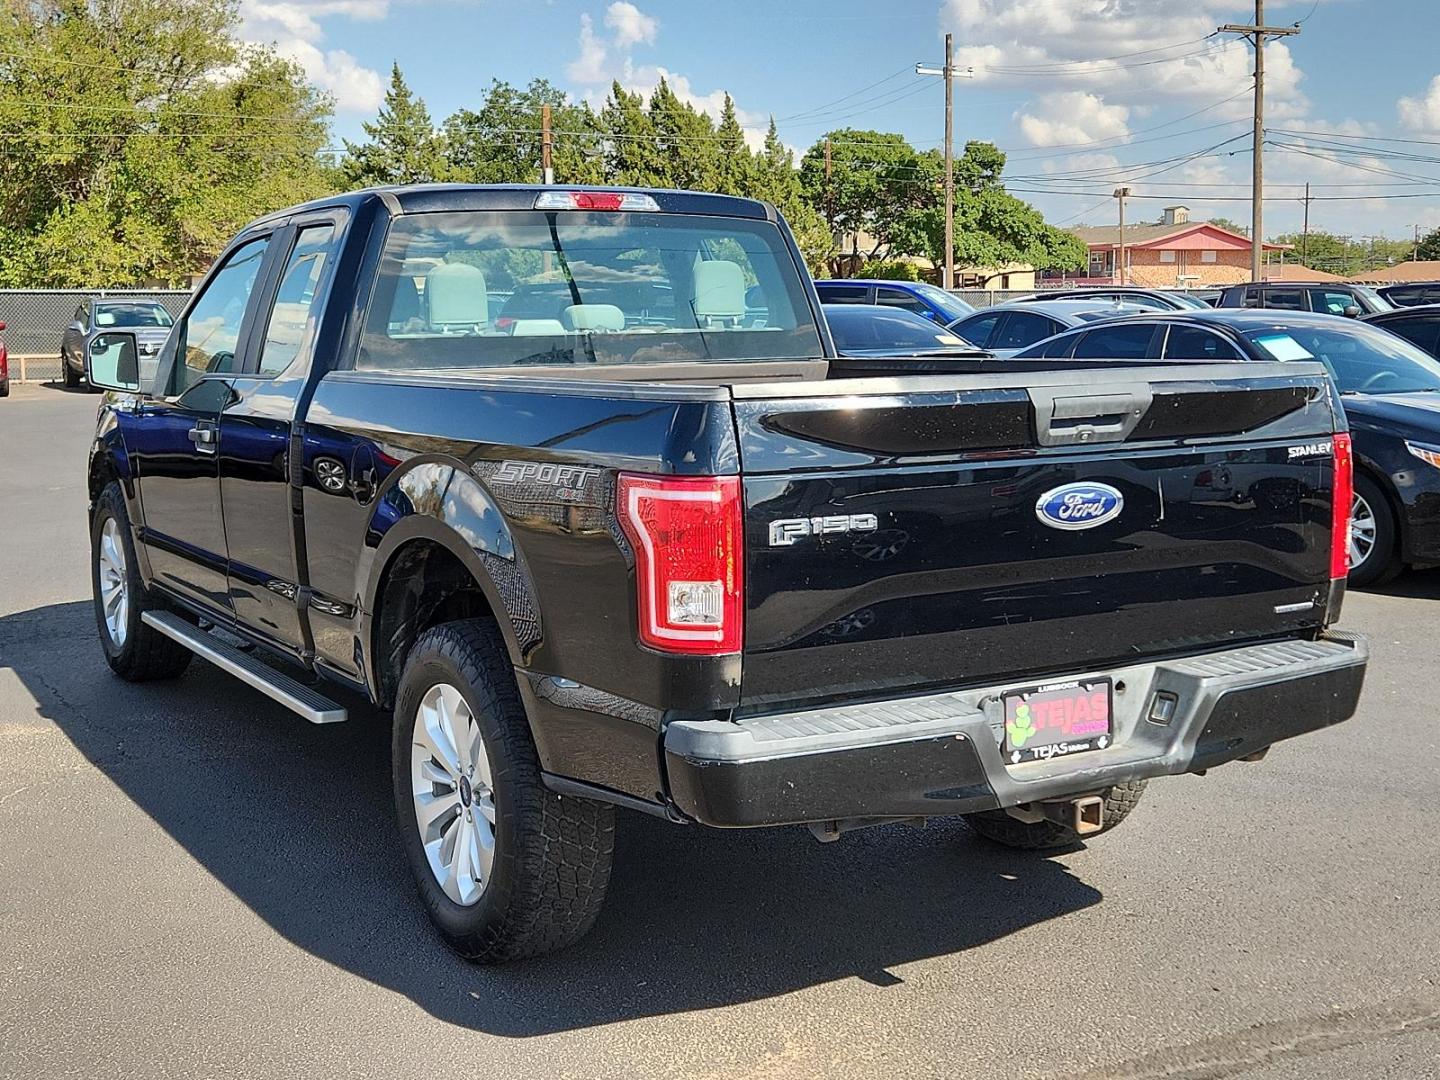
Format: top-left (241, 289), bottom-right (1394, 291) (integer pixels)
top-left (1065, 206), bottom-right (1291, 289)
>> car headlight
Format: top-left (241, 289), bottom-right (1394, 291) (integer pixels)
top-left (1405, 440), bottom-right (1440, 470)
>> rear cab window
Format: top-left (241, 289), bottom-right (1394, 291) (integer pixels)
top-left (358, 210), bottom-right (823, 370)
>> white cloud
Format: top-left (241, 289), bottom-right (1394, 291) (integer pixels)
top-left (605, 1), bottom-right (658, 48)
top-left (1016, 92), bottom-right (1131, 147)
top-left (238, 0), bottom-right (387, 113)
top-left (1398, 75), bottom-right (1440, 131)
top-left (566, 13), bottom-right (610, 84)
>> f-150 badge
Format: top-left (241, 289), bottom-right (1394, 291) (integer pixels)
top-left (769, 514), bottom-right (879, 547)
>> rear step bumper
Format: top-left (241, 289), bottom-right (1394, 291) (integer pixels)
top-left (663, 633), bottom-right (1367, 828)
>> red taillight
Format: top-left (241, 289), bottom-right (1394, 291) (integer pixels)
top-left (617, 473), bottom-right (743, 655)
top-left (1331, 432), bottom-right (1353, 579)
top-left (533, 190), bottom-right (661, 212)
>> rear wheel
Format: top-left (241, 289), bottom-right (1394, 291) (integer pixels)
top-left (91, 482), bottom-right (193, 680)
top-left (392, 619), bottom-right (614, 962)
top-left (1348, 474), bottom-right (1399, 587)
top-left (964, 781), bottom-right (1147, 851)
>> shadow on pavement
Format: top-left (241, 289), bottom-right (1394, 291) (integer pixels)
top-left (1362, 566), bottom-right (1440, 601)
top-left (1, 599), bottom-right (1102, 1036)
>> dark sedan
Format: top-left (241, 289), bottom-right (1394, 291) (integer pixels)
top-left (1018, 287), bottom-right (1211, 311)
top-left (61, 299), bottom-right (174, 389)
top-left (1360, 304), bottom-right (1440, 357)
top-left (823, 304), bottom-right (986, 358)
top-left (1014, 307), bottom-right (1440, 585)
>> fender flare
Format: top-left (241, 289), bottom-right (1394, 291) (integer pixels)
top-left (359, 459), bottom-right (542, 685)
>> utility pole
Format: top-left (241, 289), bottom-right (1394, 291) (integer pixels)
top-left (541, 104), bottom-right (554, 185)
top-left (918, 38), bottom-right (973, 290)
top-left (1414, 223), bottom-right (1421, 262)
top-left (1113, 187), bottom-right (1131, 285)
top-left (1301, 181), bottom-right (1310, 264)
top-left (1218, 1), bottom-right (1299, 280)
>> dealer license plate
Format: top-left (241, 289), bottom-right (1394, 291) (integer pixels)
top-left (1002, 678), bottom-right (1113, 765)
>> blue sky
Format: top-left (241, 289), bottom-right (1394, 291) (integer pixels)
top-left (238, 0), bottom-right (1440, 239)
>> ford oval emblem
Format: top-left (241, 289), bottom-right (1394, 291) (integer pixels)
top-left (1035, 482), bottom-right (1124, 531)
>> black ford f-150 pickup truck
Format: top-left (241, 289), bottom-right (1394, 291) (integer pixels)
top-left (85, 184), bottom-right (1368, 962)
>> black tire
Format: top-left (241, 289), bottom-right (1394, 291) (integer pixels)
top-left (392, 619), bottom-right (615, 962)
top-left (62, 353), bottom-right (80, 388)
top-left (964, 780), bottom-right (1148, 851)
top-left (91, 482), bottom-right (193, 681)
top-left (1348, 473), bottom-right (1400, 588)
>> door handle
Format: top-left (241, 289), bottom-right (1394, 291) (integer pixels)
top-left (188, 424), bottom-right (217, 454)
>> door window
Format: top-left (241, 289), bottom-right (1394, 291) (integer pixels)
top-left (1071, 323), bottom-right (1159, 359)
top-left (257, 225), bottom-right (337, 376)
top-left (1309, 289), bottom-right (1360, 316)
top-left (1260, 288), bottom-right (1306, 311)
top-left (1162, 325), bottom-right (1244, 361)
top-left (875, 287), bottom-right (928, 315)
top-left (177, 237), bottom-right (270, 391)
top-left (816, 284), bottom-right (872, 304)
top-left (952, 312), bottom-right (1001, 347)
top-left (991, 311), bottom-right (1060, 350)
top-left (1381, 317), bottom-right (1440, 356)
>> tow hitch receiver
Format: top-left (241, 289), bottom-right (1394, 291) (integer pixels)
top-left (1008, 795), bottom-right (1106, 836)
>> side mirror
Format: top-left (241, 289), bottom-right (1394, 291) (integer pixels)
top-left (86, 331), bottom-right (141, 392)
top-left (1343, 305), bottom-right (1363, 318)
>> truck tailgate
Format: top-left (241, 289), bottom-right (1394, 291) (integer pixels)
top-left (733, 364), bottom-right (1342, 711)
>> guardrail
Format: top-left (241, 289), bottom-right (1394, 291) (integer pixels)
top-left (1, 289), bottom-right (191, 382)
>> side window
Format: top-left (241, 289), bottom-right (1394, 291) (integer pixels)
top-left (954, 312), bottom-right (1001, 347)
top-left (176, 237), bottom-right (270, 391)
top-left (1242, 287), bottom-right (1261, 308)
top-left (1072, 323), bottom-right (1159, 359)
top-left (1261, 288), bottom-right (1306, 311)
top-left (817, 285), bottom-right (871, 304)
top-left (1309, 289), bottom-right (1359, 315)
top-left (257, 225), bottom-right (338, 376)
top-left (992, 312), bottom-right (1058, 350)
top-left (876, 287), bottom-right (928, 315)
top-left (1383, 318), bottom-right (1440, 356)
top-left (1163, 325), bottom-right (1243, 361)
top-left (1036, 332), bottom-right (1079, 358)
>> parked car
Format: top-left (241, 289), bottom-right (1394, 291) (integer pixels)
top-left (947, 299), bottom-right (1148, 356)
top-left (1013, 307), bottom-right (1440, 585)
top-left (0, 321), bottom-right (8, 397)
top-left (61, 299), bottom-right (175, 389)
top-left (84, 184), bottom-right (1365, 962)
top-left (1021, 287), bottom-right (1210, 311)
top-left (1360, 304), bottom-right (1440, 356)
top-left (1375, 282), bottom-right (1440, 308)
top-left (824, 304), bottom-right (986, 358)
top-left (1215, 281), bottom-right (1393, 317)
top-left (814, 278), bottom-right (974, 324)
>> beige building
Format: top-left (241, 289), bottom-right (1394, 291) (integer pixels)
top-left (1066, 206), bottom-right (1290, 289)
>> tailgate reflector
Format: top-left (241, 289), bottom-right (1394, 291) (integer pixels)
top-left (617, 473), bottom-right (743, 655)
top-left (1331, 433), bottom-right (1353, 580)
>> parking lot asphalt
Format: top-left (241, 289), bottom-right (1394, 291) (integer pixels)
top-left (2, 381), bottom-right (1438, 1080)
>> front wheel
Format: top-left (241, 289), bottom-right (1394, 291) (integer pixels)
top-left (392, 619), bottom-right (614, 962)
top-left (964, 781), bottom-right (1148, 851)
top-left (62, 353), bottom-right (79, 388)
top-left (1347, 474), bottom-right (1399, 587)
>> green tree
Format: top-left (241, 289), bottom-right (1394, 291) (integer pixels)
top-left (443, 79), bottom-right (603, 186)
top-left (342, 63), bottom-right (445, 187)
top-left (1208, 217), bottom-right (1248, 236)
top-left (751, 119), bottom-right (829, 272)
top-left (712, 94), bottom-right (757, 196)
top-left (647, 78), bottom-right (718, 191)
top-left (599, 82), bottom-right (666, 187)
top-left (0, 0), bottom-right (332, 285)
top-left (1418, 227), bottom-right (1440, 261)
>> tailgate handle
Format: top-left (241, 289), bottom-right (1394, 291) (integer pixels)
top-left (1029, 385), bottom-right (1152, 446)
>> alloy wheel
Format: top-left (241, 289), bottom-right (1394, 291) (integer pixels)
top-left (1349, 490), bottom-right (1377, 572)
top-left (97, 518), bottom-right (129, 648)
top-left (410, 682), bottom-right (496, 906)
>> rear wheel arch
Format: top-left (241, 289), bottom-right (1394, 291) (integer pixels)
top-left (1351, 457), bottom-right (1406, 556)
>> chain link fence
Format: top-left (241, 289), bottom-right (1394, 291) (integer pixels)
top-left (1, 289), bottom-right (191, 381)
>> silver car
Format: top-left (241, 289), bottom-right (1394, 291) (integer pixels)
top-left (60, 300), bottom-right (175, 389)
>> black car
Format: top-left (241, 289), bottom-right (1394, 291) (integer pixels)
top-left (1015, 307), bottom-right (1440, 584)
top-left (1216, 281), bottom-right (1393, 317)
top-left (1376, 281), bottom-right (1440, 308)
top-left (1019, 287), bottom-right (1211, 311)
top-left (823, 303), bottom-right (987, 358)
top-left (1360, 304), bottom-right (1440, 356)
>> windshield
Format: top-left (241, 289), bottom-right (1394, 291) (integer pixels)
top-left (358, 210), bottom-right (822, 370)
top-left (1352, 285), bottom-right (1394, 312)
top-left (825, 306), bottom-right (973, 351)
top-left (94, 303), bottom-right (173, 328)
top-left (909, 282), bottom-right (974, 321)
top-left (1245, 322), bottom-right (1440, 394)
